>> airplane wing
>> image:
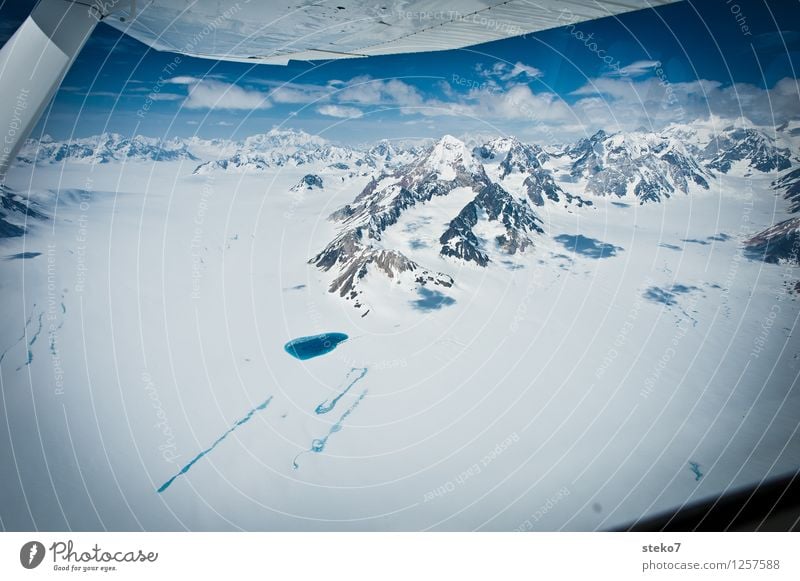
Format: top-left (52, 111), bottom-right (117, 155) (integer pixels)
top-left (103, 0), bottom-right (676, 65)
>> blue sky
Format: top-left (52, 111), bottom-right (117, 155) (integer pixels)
top-left (1, 0), bottom-right (799, 144)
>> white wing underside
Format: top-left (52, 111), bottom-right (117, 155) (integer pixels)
top-left (104, 0), bottom-right (677, 65)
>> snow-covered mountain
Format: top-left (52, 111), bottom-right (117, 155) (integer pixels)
top-left (554, 129), bottom-right (712, 203)
top-left (366, 140), bottom-right (425, 167)
top-left (476, 136), bottom-right (590, 207)
top-left (189, 130), bottom-right (428, 175)
top-left (291, 174), bottom-right (324, 191)
top-left (0, 184), bottom-right (47, 238)
top-left (706, 122), bottom-right (798, 262)
top-left (18, 121), bottom-right (793, 187)
top-left (551, 122), bottom-right (797, 204)
top-left (14, 130), bottom-right (441, 179)
top-left (439, 181), bottom-right (543, 265)
top-left (16, 133), bottom-right (198, 165)
top-left (311, 135), bottom-right (544, 310)
top-left (13, 121), bottom-right (800, 287)
top-left (746, 163), bottom-right (800, 263)
top-left (704, 127), bottom-right (792, 173)
top-left (297, 122), bottom-right (800, 310)
top-left (772, 167), bottom-right (800, 213)
top-left (14, 129), bottom-right (379, 175)
top-left (745, 217), bottom-right (800, 265)
top-left (191, 130), bottom-right (364, 174)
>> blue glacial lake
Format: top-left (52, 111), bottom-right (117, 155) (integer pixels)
top-left (284, 333), bottom-right (348, 360)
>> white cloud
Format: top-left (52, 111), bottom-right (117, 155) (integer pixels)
top-left (406, 84), bottom-right (573, 129)
top-left (605, 60), bottom-right (660, 78)
top-left (479, 61), bottom-right (542, 82)
top-left (183, 80), bottom-right (270, 110)
top-left (248, 79), bottom-right (335, 104)
top-left (270, 85), bottom-right (322, 104)
top-left (375, 74), bottom-right (798, 142)
top-left (331, 77), bottom-right (381, 105)
top-left (337, 77), bottom-right (424, 108)
top-left (149, 93), bottom-right (183, 101)
top-left (170, 69), bottom-right (799, 140)
top-left (167, 76), bottom-right (201, 85)
top-left (317, 104), bottom-right (363, 118)
top-left (567, 76), bottom-right (800, 128)
top-left (165, 75), bottom-right (272, 110)
top-left (507, 62), bottom-right (542, 80)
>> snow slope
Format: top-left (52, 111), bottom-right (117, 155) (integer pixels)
top-left (0, 126), bottom-right (798, 532)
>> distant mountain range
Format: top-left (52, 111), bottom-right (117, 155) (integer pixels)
top-left (16, 122), bottom-right (796, 182)
top-left (17, 122), bottom-right (796, 184)
top-left (16, 133), bottom-right (198, 164)
top-left (10, 121), bottom-right (800, 300)
top-left (308, 123), bottom-right (798, 308)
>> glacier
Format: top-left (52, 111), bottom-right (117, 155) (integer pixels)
top-left (0, 120), bottom-right (798, 531)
